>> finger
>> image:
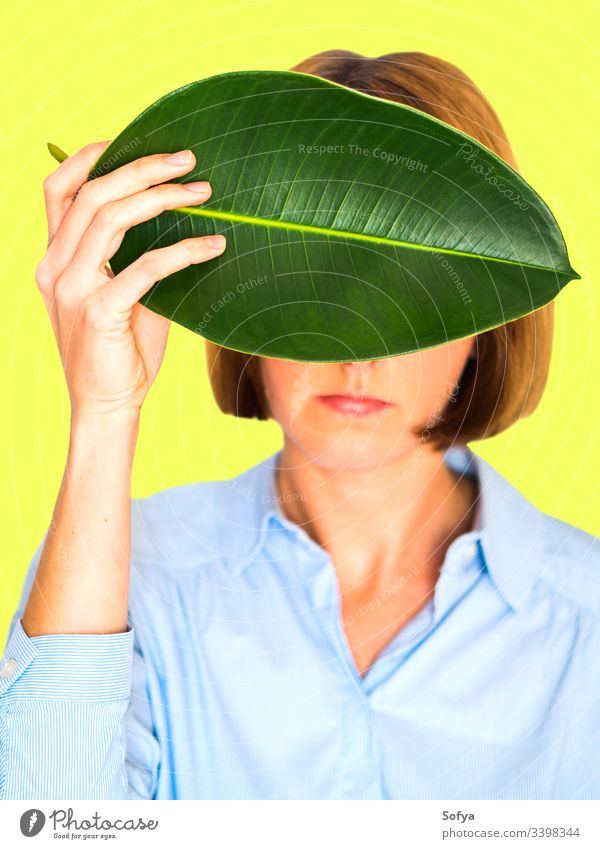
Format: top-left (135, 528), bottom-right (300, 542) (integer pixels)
top-left (43, 141), bottom-right (113, 244)
top-left (97, 235), bottom-right (227, 315)
top-left (66, 181), bottom-right (213, 288)
top-left (45, 150), bottom-right (198, 274)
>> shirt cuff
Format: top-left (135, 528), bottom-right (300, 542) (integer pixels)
top-left (0, 617), bottom-right (135, 702)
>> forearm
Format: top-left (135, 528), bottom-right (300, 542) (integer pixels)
top-left (0, 418), bottom-right (160, 801)
top-left (21, 410), bottom-right (140, 637)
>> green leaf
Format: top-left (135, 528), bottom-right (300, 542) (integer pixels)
top-left (89, 70), bottom-right (579, 362)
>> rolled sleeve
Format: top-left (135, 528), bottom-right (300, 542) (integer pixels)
top-left (0, 533), bottom-right (160, 800)
top-left (0, 617), bottom-right (135, 703)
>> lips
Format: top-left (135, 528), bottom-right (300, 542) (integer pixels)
top-left (316, 394), bottom-right (391, 416)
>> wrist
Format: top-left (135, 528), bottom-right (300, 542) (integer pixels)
top-left (70, 405), bottom-right (141, 431)
top-left (68, 407), bottom-right (141, 471)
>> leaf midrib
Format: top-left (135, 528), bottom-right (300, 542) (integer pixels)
top-left (170, 205), bottom-right (573, 276)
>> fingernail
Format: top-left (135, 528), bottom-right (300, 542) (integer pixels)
top-left (183, 181), bottom-right (211, 194)
top-left (166, 149), bottom-right (193, 165)
top-left (205, 235), bottom-right (226, 250)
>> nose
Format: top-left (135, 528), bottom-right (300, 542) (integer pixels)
top-left (340, 360), bottom-right (377, 369)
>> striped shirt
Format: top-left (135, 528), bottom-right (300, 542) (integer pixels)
top-left (1, 445), bottom-right (599, 799)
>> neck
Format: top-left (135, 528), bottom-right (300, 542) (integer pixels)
top-left (275, 440), bottom-right (478, 594)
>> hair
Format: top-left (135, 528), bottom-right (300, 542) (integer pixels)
top-left (205, 50), bottom-right (554, 448)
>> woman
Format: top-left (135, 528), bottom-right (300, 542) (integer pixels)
top-left (1, 50), bottom-right (598, 801)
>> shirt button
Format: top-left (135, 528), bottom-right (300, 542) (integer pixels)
top-left (1, 658), bottom-right (18, 679)
top-left (464, 542), bottom-right (477, 560)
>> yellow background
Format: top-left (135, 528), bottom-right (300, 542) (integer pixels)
top-left (1, 0), bottom-right (598, 643)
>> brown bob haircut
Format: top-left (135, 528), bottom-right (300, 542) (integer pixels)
top-left (206, 50), bottom-right (554, 449)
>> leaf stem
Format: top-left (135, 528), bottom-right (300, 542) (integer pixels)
top-left (47, 142), bottom-right (69, 163)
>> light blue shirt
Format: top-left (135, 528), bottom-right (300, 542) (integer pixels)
top-left (1, 445), bottom-right (599, 800)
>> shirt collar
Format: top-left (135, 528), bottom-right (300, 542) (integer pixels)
top-left (224, 445), bottom-right (546, 612)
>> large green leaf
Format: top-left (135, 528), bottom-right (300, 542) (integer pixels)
top-left (88, 70), bottom-right (579, 362)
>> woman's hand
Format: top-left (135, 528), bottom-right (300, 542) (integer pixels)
top-left (35, 141), bottom-right (226, 420)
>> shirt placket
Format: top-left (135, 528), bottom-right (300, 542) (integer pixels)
top-left (289, 535), bottom-right (383, 799)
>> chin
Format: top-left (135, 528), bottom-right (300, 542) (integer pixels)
top-left (286, 423), bottom-right (416, 473)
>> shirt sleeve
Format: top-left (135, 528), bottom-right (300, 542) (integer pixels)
top-left (0, 532), bottom-right (162, 800)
